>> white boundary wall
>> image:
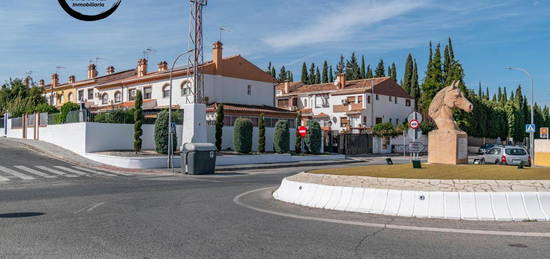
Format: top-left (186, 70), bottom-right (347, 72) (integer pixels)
top-left (274, 177), bottom-right (550, 221)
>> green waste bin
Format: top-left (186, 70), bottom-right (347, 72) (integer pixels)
top-left (181, 143), bottom-right (217, 175)
top-left (412, 160), bottom-right (422, 169)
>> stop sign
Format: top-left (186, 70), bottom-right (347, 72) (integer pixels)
top-left (409, 120), bottom-right (420, 129)
top-left (298, 126), bottom-right (307, 137)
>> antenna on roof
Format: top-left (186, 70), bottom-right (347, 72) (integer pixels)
top-left (143, 48), bottom-right (156, 60)
top-left (55, 66), bottom-right (66, 75)
top-left (89, 57), bottom-right (105, 66)
top-left (219, 26), bottom-right (231, 42)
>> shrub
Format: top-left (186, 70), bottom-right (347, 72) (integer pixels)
top-left (215, 103), bottom-right (224, 151)
top-left (258, 113), bottom-right (266, 153)
top-left (134, 90), bottom-right (143, 153)
top-left (273, 120), bottom-right (289, 153)
top-left (56, 102), bottom-right (80, 124)
top-left (305, 120), bottom-right (322, 154)
top-left (34, 103), bottom-right (58, 114)
top-left (373, 122), bottom-right (398, 137)
top-left (93, 109), bottom-right (134, 124)
top-left (154, 109), bottom-right (177, 154)
top-left (295, 112), bottom-right (302, 153)
top-left (233, 118), bottom-right (253, 154)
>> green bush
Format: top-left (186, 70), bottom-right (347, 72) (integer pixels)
top-left (34, 103), bottom-right (58, 114)
top-left (93, 109), bottom-right (134, 124)
top-left (273, 120), bottom-right (289, 153)
top-left (304, 120), bottom-right (322, 154)
top-left (233, 118), bottom-right (253, 154)
top-left (154, 109), bottom-right (177, 154)
top-left (134, 90), bottom-right (143, 153)
top-left (373, 122), bottom-right (398, 137)
top-left (215, 103), bottom-right (224, 151)
top-left (258, 113), bottom-right (266, 153)
top-left (56, 102), bottom-right (80, 124)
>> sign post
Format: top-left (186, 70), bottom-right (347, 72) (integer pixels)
top-left (407, 112), bottom-right (423, 160)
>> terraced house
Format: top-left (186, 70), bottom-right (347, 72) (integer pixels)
top-left (40, 41), bottom-right (295, 124)
top-left (275, 74), bottom-right (415, 133)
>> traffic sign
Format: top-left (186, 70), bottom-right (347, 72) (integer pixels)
top-left (409, 120), bottom-right (420, 129)
top-left (298, 126), bottom-right (307, 137)
top-left (525, 124), bottom-right (536, 133)
top-left (408, 142), bottom-right (425, 152)
top-left (407, 112), bottom-right (423, 123)
top-left (541, 127), bottom-right (549, 139)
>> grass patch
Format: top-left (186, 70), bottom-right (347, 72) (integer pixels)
top-left (310, 164), bottom-right (550, 180)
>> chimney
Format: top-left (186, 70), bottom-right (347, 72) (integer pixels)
top-left (284, 80), bottom-right (291, 94)
top-left (212, 41), bottom-right (223, 74)
top-left (137, 58), bottom-right (148, 77)
top-left (68, 75), bottom-right (76, 84)
top-left (157, 61), bottom-right (168, 72)
top-left (87, 64), bottom-right (98, 79)
top-left (336, 73), bottom-right (346, 89)
top-left (106, 66), bottom-right (115, 75)
top-left (38, 80), bottom-right (45, 88)
top-left (51, 73), bottom-right (59, 88)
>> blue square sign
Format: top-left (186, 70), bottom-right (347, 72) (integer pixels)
top-left (525, 124), bottom-right (536, 133)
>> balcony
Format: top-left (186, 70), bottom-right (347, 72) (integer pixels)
top-left (333, 103), bottom-right (363, 113)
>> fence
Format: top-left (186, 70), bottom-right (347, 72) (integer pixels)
top-left (337, 134), bottom-right (372, 155)
top-left (0, 116), bottom-right (4, 129)
top-left (11, 117), bottom-right (22, 129)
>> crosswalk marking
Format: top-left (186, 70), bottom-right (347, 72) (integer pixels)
top-left (53, 166), bottom-right (92, 177)
top-left (14, 166), bottom-right (57, 179)
top-left (35, 166), bottom-right (78, 177)
top-left (71, 166), bottom-right (116, 176)
top-left (0, 165), bottom-right (35, 180)
top-left (0, 174), bottom-right (9, 182)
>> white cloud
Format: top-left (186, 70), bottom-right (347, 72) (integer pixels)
top-left (261, 0), bottom-right (427, 49)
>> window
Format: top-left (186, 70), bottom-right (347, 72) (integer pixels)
top-left (68, 93), bottom-right (73, 102)
top-left (367, 95), bottom-right (371, 104)
top-left (162, 85), bottom-right (170, 98)
top-left (277, 99), bottom-right (289, 107)
top-left (88, 89), bottom-right (94, 100)
top-left (389, 96), bottom-right (392, 102)
top-left (128, 89), bottom-right (136, 101)
top-left (394, 97), bottom-right (398, 104)
top-left (101, 93), bottom-right (109, 105)
top-left (346, 96), bottom-right (356, 104)
top-left (315, 94), bottom-right (329, 108)
top-left (358, 96), bottom-right (363, 104)
top-left (340, 117), bottom-right (349, 128)
top-left (363, 116), bottom-right (367, 124)
top-left (375, 117), bottom-right (383, 124)
top-left (181, 81), bottom-right (191, 96)
top-left (291, 98), bottom-right (298, 107)
top-left (376, 95), bottom-right (379, 100)
top-left (144, 87), bottom-right (152, 99)
top-left (304, 99), bottom-right (308, 107)
top-left (78, 90), bottom-right (84, 101)
top-left (247, 85), bottom-right (252, 95)
top-left (406, 99), bottom-right (411, 107)
top-left (114, 91), bottom-right (121, 103)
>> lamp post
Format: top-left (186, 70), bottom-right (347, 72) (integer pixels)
top-left (168, 49), bottom-right (195, 170)
top-left (505, 67), bottom-right (535, 163)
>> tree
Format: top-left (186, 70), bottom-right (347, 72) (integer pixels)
top-left (366, 65), bottom-right (373, 78)
top-left (315, 67), bottom-right (321, 84)
top-left (390, 62), bottom-right (397, 81)
top-left (322, 61), bottom-right (329, 83)
top-left (278, 66), bottom-right (287, 82)
top-left (258, 113), bottom-right (266, 153)
top-left (411, 59), bottom-right (420, 109)
top-left (402, 54), bottom-right (414, 94)
top-left (304, 120), bottom-right (322, 153)
top-left (133, 90), bottom-right (143, 153)
top-left (56, 102), bottom-right (80, 124)
top-left (273, 120), bottom-right (289, 153)
top-left (301, 62), bottom-right (308, 83)
top-left (329, 65), bottom-right (334, 82)
top-left (233, 118), bottom-right (253, 154)
top-left (375, 59), bottom-right (385, 77)
top-left (337, 55), bottom-right (345, 73)
top-left (266, 62), bottom-right (273, 76)
top-left (421, 43), bottom-right (443, 113)
top-left (295, 112), bottom-right (302, 153)
top-left (308, 63), bottom-right (316, 84)
top-left (345, 52), bottom-right (360, 80)
top-left (215, 103), bottom-right (224, 151)
top-left (360, 56), bottom-right (366, 79)
top-left (287, 71), bottom-right (293, 82)
top-left (271, 67), bottom-right (276, 79)
top-left (154, 109), bottom-right (178, 154)
top-left (372, 122), bottom-right (398, 137)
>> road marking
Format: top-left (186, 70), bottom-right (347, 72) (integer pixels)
top-left (234, 187), bottom-right (550, 238)
top-left (35, 166), bottom-right (78, 177)
top-left (74, 201), bottom-right (106, 214)
top-left (14, 166), bottom-right (57, 178)
top-left (71, 166), bottom-right (117, 176)
top-left (54, 166), bottom-right (91, 177)
top-left (0, 174), bottom-right (10, 182)
top-left (0, 165), bottom-right (35, 180)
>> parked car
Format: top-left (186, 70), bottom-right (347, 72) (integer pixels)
top-left (478, 143), bottom-right (495, 154)
top-left (481, 146), bottom-right (531, 166)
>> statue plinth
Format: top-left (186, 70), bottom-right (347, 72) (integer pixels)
top-left (428, 130), bottom-right (468, 165)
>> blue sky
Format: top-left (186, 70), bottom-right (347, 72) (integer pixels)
top-left (1, 0), bottom-right (549, 106)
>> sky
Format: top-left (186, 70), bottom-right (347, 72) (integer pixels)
top-left (1, 0), bottom-right (550, 106)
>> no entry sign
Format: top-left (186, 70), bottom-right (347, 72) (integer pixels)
top-left (409, 120), bottom-right (420, 129)
top-left (298, 126), bottom-right (307, 137)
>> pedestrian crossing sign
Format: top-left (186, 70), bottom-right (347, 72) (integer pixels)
top-left (525, 124), bottom-right (536, 133)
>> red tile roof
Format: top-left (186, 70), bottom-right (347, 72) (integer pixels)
top-left (207, 103), bottom-right (295, 118)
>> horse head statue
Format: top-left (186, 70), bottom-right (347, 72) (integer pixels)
top-left (428, 81), bottom-right (473, 132)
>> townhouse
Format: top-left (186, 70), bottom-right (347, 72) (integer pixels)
top-left (275, 73), bottom-right (415, 133)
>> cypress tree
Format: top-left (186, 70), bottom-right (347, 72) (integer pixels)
top-left (315, 67), bottom-right (321, 84)
top-left (337, 55), bottom-right (345, 73)
top-left (308, 63), bottom-right (316, 84)
top-left (266, 62), bottom-right (272, 75)
top-left (390, 63), bottom-right (397, 81)
top-left (322, 61), bottom-right (329, 83)
top-left (366, 65), bottom-right (373, 78)
top-left (215, 103), bottom-right (224, 151)
top-left (477, 82), bottom-right (482, 97)
top-left (375, 59), bottom-right (385, 77)
top-left (411, 59), bottom-right (420, 109)
top-left (278, 66), bottom-right (287, 82)
top-left (271, 67), bottom-right (276, 79)
top-left (295, 112), bottom-right (302, 153)
top-left (402, 54), bottom-right (414, 94)
top-left (329, 65), bottom-right (334, 82)
top-left (443, 45), bottom-right (451, 85)
top-left (486, 87), bottom-right (490, 100)
top-left (133, 90), bottom-right (143, 153)
top-left (447, 37), bottom-right (455, 60)
top-left (421, 43), bottom-right (443, 112)
top-left (258, 113), bottom-right (266, 153)
top-left (288, 71), bottom-right (294, 82)
top-left (346, 52), bottom-right (360, 80)
top-left (360, 56), bottom-right (366, 79)
top-left (301, 63), bottom-right (308, 83)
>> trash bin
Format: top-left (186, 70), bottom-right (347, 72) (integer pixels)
top-left (181, 143), bottom-right (217, 175)
top-left (412, 160), bottom-right (422, 169)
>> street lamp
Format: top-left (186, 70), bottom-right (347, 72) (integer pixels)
top-left (505, 67), bottom-right (535, 163)
top-left (168, 49), bottom-right (195, 170)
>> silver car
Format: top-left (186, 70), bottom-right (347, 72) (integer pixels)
top-left (481, 146), bottom-right (531, 166)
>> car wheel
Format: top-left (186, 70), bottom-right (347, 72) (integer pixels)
top-left (495, 160), bottom-right (499, 165)
top-left (480, 158), bottom-right (485, 165)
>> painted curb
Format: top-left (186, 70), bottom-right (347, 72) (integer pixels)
top-left (273, 177), bottom-right (550, 221)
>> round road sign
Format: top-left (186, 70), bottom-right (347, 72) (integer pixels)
top-left (409, 120), bottom-right (420, 129)
top-left (298, 126), bottom-right (308, 137)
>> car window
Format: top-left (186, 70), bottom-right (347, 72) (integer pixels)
top-left (505, 148), bottom-right (527, 156)
top-left (488, 148), bottom-right (500, 155)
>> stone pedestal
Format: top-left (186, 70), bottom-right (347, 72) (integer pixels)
top-left (428, 130), bottom-right (468, 165)
top-left (181, 103), bottom-right (207, 149)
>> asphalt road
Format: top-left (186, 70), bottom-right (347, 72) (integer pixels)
top-left (1, 139), bottom-right (549, 258)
